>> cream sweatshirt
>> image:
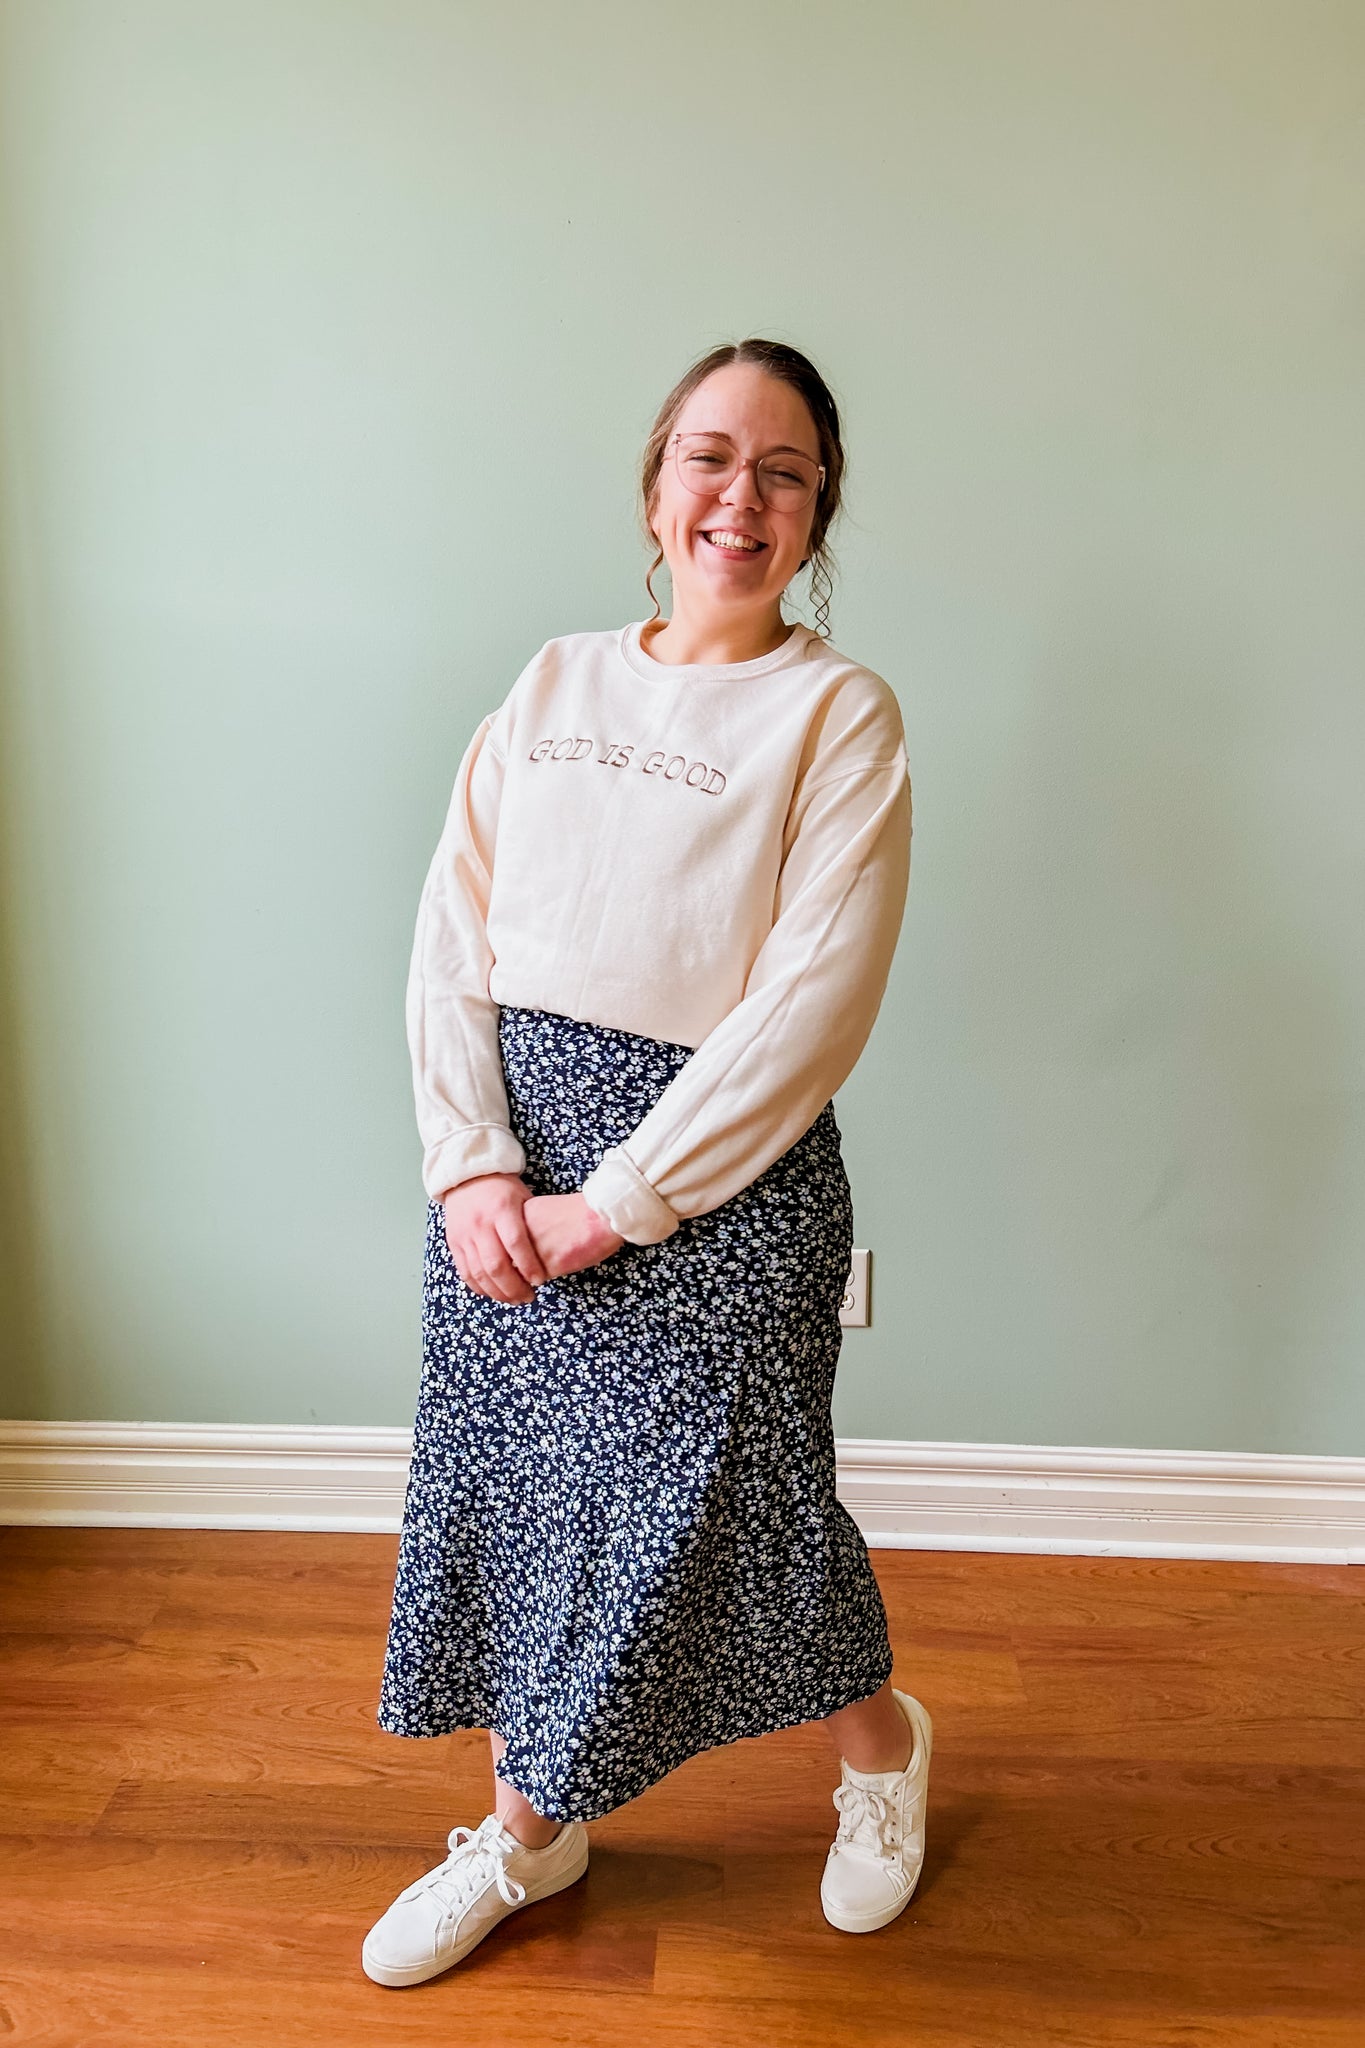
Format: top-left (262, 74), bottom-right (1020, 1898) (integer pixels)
top-left (407, 617), bottom-right (912, 1245)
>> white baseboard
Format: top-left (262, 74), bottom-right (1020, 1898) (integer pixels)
top-left (1, 1422), bottom-right (1361, 1562)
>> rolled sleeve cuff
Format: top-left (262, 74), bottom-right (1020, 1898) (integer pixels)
top-left (581, 1145), bottom-right (681, 1245)
top-left (422, 1123), bottom-right (527, 1203)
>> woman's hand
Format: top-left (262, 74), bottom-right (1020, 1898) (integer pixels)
top-left (440, 1179), bottom-right (625, 1301)
top-left (441, 1174), bottom-right (550, 1304)
top-left (523, 1192), bottom-right (626, 1280)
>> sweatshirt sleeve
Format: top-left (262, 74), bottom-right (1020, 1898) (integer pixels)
top-left (407, 712), bottom-right (528, 1201)
top-left (579, 748), bottom-right (912, 1244)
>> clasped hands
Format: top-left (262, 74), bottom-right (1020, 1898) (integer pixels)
top-left (440, 1172), bottom-right (626, 1304)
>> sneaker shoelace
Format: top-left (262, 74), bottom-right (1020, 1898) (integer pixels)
top-left (407, 1818), bottom-right (528, 1939)
top-left (832, 1781), bottom-right (899, 1862)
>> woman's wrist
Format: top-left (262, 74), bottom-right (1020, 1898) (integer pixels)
top-left (579, 1192), bottom-right (625, 1249)
top-left (439, 1170), bottom-right (526, 1203)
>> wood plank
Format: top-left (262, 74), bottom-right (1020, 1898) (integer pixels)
top-left (0, 1966), bottom-right (1358, 2048)
top-left (0, 1525), bottom-right (1361, 2046)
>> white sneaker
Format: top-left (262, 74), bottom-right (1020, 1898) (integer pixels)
top-left (820, 1687), bottom-right (932, 1933)
top-left (362, 1810), bottom-right (590, 1987)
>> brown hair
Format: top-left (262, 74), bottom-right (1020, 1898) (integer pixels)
top-left (639, 337), bottom-right (846, 640)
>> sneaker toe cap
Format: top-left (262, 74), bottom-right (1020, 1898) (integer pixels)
top-left (363, 1896), bottom-right (441, 1971)
top-left (821, 1844), bottom-right (918, 1921)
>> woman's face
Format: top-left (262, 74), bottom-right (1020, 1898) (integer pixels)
top-left (648, 363), bottom-right (822, 622)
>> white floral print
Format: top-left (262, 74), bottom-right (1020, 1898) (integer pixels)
top-left (376, 1005), bottom-right (893, 1823)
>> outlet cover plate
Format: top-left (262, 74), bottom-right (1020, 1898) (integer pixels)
top-left (839, 1249), bottom-right (871, 1328)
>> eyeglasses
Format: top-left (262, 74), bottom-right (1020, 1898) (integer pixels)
top-left (668, 432), bottom-right (825, 512)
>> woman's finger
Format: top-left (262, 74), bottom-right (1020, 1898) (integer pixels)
top-left (473, 1225), bottom-right (532, 1303)
top-left (501, 1207), bottom-right (550, 1288)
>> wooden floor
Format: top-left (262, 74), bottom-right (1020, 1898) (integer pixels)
top-left (0, 1528), bottom-right (1361, 2047)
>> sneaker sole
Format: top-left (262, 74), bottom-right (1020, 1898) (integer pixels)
top-left (361, 1826), bottom-right (590, 1987)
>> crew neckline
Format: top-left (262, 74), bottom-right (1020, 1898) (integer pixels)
top-left (618, 618), bottom-right (815, 682)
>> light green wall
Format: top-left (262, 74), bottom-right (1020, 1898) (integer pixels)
top-left (2, 1), bottom-right (1362, 1450)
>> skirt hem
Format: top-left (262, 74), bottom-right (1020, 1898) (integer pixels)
top-left (372, 1651), bottom-right (896, 1825)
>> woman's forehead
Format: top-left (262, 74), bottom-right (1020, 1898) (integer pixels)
top-left (676, 367), bottom-right (819, 451)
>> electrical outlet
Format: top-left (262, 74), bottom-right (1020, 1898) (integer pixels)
top-left (839, 1248), bottom-right (871, 1328)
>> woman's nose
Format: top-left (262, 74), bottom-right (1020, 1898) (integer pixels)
top-left (720, 458), bottom-right (765, 510)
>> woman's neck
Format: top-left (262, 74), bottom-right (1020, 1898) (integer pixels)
top-left (641, 603), bottom-right (792, 668)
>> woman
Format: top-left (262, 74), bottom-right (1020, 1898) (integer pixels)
top-left (363, 337), bottom-right (930, 1988)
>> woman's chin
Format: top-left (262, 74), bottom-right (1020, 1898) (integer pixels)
top-left (683, 551), bottom-right (776, 602)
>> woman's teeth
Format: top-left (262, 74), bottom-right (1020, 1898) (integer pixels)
top-left (702, 531), bottom-right (764, 552)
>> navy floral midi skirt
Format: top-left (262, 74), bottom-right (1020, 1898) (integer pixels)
top-left (376, 1003), bottom-right (893, 1824)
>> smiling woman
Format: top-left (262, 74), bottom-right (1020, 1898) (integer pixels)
top-left (365, 337), bottom-right (927, 1989)
top-left (639, 340), bottom-right (845, 659)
